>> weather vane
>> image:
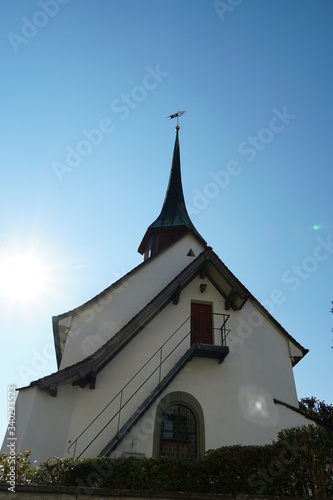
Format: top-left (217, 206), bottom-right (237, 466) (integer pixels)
top-left (167, 110), bottom-right (186, 127)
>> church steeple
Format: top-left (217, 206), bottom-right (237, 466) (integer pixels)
top-left (138, 126), bottom-right (206, 261)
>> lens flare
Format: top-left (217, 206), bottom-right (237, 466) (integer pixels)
top-left (0, 254), bottom-right (46, 301)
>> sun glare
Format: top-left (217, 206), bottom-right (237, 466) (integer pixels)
top-left (0, 254), bottom-right (47, 301)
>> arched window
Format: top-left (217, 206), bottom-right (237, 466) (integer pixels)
top-left (160, 403), bottom-right (197, 459)
top-left (154, 392), bottom-right (205, 459)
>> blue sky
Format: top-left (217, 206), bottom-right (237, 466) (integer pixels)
top-left (0, 0), bottom-right (332, 443)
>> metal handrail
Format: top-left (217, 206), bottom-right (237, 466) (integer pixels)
top-left (193, 311), bottom-right (230, 345)
top-left (213, 312), bottom-right (230, 346)
top-left (76, 329), bottom-right (193, 459)
top-left (68, 315), bottom-right (192, 457)
top-left (67, 312), bottom-right (230, 458)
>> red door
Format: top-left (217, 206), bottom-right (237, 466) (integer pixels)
top-left (191, 303), bottom-right (212, 345)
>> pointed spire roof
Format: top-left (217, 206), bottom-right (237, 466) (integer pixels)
top-left (138, 126), bottom-right (206, 257)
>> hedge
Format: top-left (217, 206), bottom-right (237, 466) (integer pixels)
top-left (1, 425), bottom-right (332, 497)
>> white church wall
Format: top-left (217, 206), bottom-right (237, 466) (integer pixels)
top-left (63, 275), bottom-right (304, 459)
top-left (3, 385), bottom-right (75, 463)
top-left (275, 403), bottom-right (317, 432)
top-left (112, 358), bottom-right (311, 458)
top-left (2, 387), bottom-right (37, 458)
top-left (109, 351), bottom-right (312, 458)
top-left (226, 299), bottom-right (300, 407)
top-left (59, 235), bottom-right (204, 369)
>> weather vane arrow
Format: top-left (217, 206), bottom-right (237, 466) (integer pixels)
top-left (167, 110), bottom-right (186, 127)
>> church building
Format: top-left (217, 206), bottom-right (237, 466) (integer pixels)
top-left (4, 123), bottom-right (315, 462)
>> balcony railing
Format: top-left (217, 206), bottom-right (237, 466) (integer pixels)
top-left (191, 312), bottom-right (230, 362)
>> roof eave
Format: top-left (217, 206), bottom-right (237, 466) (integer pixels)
top-left (138, 225), bottom-right (207, 255)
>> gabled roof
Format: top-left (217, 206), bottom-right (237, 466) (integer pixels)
top-left (138, 126), bottom-right (206, 254)
top-left (23, 246), bottom-right (308, 396)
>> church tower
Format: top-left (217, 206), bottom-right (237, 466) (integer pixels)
top-left (138, 125), bottom-right (206, 261)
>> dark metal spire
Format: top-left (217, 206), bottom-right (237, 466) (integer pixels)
top-left (149, 127), bottom-right (194, 230)
top-left (138, 126), bottom-right (206, 258)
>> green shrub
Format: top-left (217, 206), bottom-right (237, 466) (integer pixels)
top-left (0, 425), bottom-right (332, 497)
top-left (0, 451), bottom-right (35, 487)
